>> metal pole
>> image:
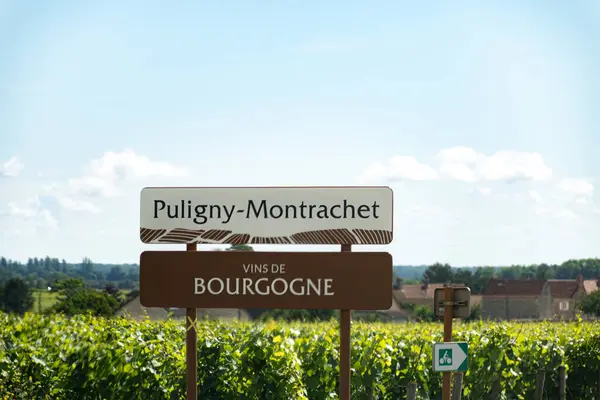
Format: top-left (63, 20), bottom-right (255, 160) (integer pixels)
top-left (442, 286), bottom-right (453, 400)
top-left (340, 244), bottom-right (352, 400)
top-left (186, 243), bottom-right (197, 400)
top-left (558, 365), bottom-right (566, 400)
top-left (451, 372), bottom-right (463, 400)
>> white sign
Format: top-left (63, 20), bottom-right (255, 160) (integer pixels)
top-left (140, 186), bottom-right (393, 245)
top-left (433, 342), bottom-right (468, 372)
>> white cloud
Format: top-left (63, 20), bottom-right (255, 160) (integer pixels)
top-left (1, 156), bottom-right (24, 177)
top-left (437, 147), bottom-right (552, 182)
top-left (24, 150), bottom-right (191, 219)
top-left (358, 155), bottom-right (438, 183)
top-left (360, 147), bottom-right (554, 185)
top-left (528, 190), bottom-right (543, 203)
top-left (68, 149), bottom-right (190, 198)
top-left (533, 206), bottom-right (578, 220)
top-left (477, 187), bottom-right (492, 196)
top-left (4, 201), bottom-right (37, 218)
top-left (54, 195), bottom-right (100, 213)
top-left (40, 182), bottom-right (102, 214)
top-left (557, 178), bottom-right (593, 198)
top-left (68, 175), bottom-right (120, 198)
top-left (1, 197), bottom-right (58, 230)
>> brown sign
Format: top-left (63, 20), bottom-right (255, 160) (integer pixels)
top-left (139, 251), bottom-right (392, 310)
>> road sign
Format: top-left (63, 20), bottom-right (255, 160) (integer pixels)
top-left (139, 250), bottom-right (393, 310)
top-left (434, 287), bottom-right (471, 318)
top-left (139, 186), bottom-right (393, 245)
top-left (433, 342), bottom-right (468, 372)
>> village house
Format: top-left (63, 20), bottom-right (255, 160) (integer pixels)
top-left (583, 278), bottom-right (599, 295)
top-left (116, 296), bottom-right (251, 321)
top-left (379, 277), bottom-right (481, 320)
top-left (481, 276), bottom-right (588, 320)
top-left (392, 277), bottom-right (481, 309)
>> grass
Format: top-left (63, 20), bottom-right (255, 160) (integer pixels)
top-left (31, 290), bottom-right (59, 313)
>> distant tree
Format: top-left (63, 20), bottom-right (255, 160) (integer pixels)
top-left (1, 277), bottom-right (34, 315)
top-left (535, 263), bottom-right (554, 279)
top-left (48, 277), bottom-right (119, 317)
top-left (471, 266), bottom-right (496, 294)
top-left (453, 268), bottom-right (473, 287)
top-left (107, 266), bottom-right (126, 282)
top-left (52, 289), bottom-right (120, 317)
top-left (579, 291), bottom-right (600, 317)
top-left (53, 277), bottom-right (85, 298)
top-left (78, 257), bottom-right (96, 280)
top-left (104, 283), bottom-right (120, 296)
top-left (424, 263), bottom-right (453, 283)
top-left (499, 267), bottom-right (518, 280)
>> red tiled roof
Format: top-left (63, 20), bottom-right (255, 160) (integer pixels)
top-left (394, 283), bottom-right (466, 300)
top-left (484, 278), bottom-right (546, 296)
top-left (484, 278), bottom-right (583, 298)
top-left (546, 280), bottom-right (580, 298)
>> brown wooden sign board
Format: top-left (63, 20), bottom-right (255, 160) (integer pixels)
top-left (140, 250), bottom-right (393, 310)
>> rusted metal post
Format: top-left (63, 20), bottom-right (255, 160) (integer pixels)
top-left (442, 286), bottom-right (453, 400)
top-left (340, 244), bottom-right (352, 400)
top-left (186, 243), bottom-right (197, 400)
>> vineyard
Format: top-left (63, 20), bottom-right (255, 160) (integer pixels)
top-left (1, 313), bottom-right (599, 400)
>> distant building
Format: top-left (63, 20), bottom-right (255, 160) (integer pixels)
top-left (481, 276), bottom-right (587, 320)
top-left (391, 277), bottom-right (481, 311)
top-left (116, 296), bottom-right (251, 321)
top-left (583, 278), bottom-right (599, 295)
top-left (380, 277), bottom-right (481, 320)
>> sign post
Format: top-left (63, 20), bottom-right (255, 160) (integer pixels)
top-left (138, 186), bottom-right (394, 400)
top-left (340, 244), bottom-right (352, 400)
top-left (442, 286), bottom-right (453, 400)
top-left (432, 285), bottom-right (471, 400)
top-left (185, 243), bottom-right (197, 400)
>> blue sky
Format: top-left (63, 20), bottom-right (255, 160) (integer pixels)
top-left (1, 0), bottom-right (599, 266)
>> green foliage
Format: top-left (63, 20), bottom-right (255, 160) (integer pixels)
top-left (47, 278), bottom-right (121, 317)
top-left (4, 315), bottom-right (597, 399)
top-left (424, 262), bottom-right (453, 283)
top-left (414, 305), bottom-right (435, 322)
top-left (579, 290), bottom-right (600, 317)
top-left (464, 303), bottom-right (482, 322)
top-left (259, 309), bottom-right (336, 322)
top-left (51, 289), bottom-right (120, 317)
top-left (416, 258), bottom-right (600, 294)
top-left (0, 277), bottom-right (34, 315)
top-left (0, 255), bottom-right (139, 290)
top-left (53, 277), bottom-right (85, 296)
